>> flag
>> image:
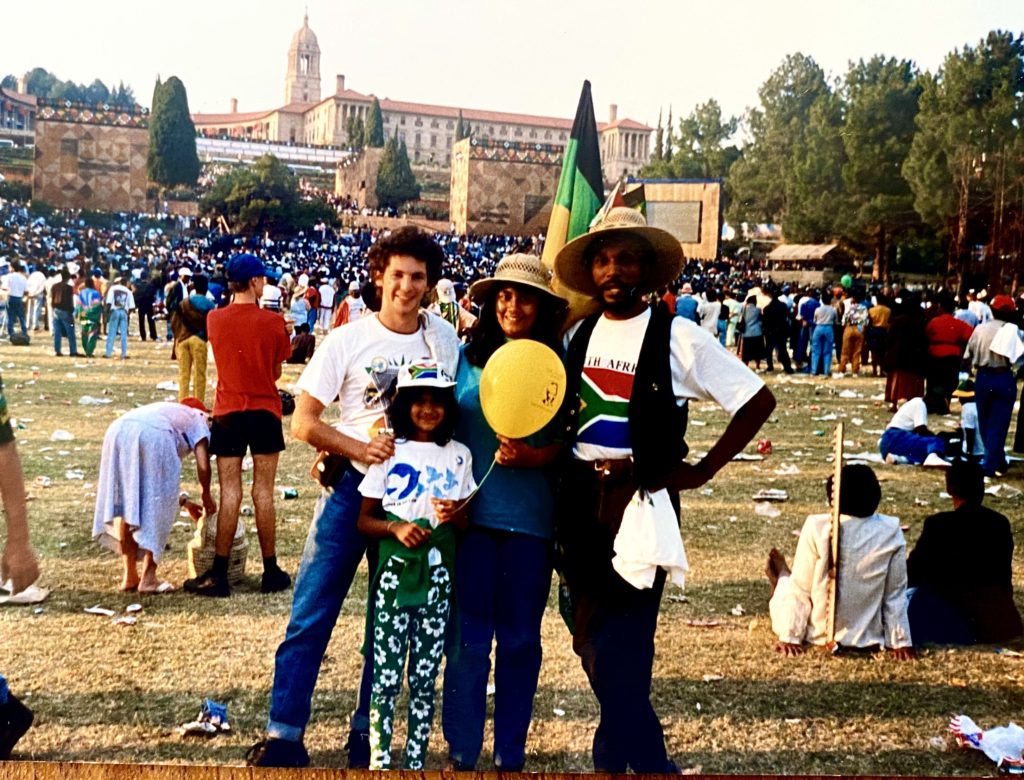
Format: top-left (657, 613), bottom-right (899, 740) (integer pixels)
top-left (541, 80), bottom-right (604, 268)
top-left (589, 177), bottom-right (627, 230)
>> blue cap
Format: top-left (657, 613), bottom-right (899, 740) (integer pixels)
top-left (226, 253), bottom-right (267, 282)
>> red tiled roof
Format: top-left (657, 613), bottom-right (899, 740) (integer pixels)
top-left (192, 109), bottom-right (276, 125)
top-left (0, 87), bottom-right (37, 107)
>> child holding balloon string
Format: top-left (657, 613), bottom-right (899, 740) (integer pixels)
top-left (356, 361), bottom-right (476, 770)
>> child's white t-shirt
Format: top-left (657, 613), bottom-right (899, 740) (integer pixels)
top-left (359, 439), bottom-right (476, 526)
top-left (960, 401), bottom-right (985, 458)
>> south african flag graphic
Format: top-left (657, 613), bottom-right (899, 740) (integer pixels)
top-left (577, 367), bottom-right (633, 449)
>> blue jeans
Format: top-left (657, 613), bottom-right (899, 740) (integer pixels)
top-left (878, 428), bottom-right (945, 464)
top-left (105, 308), bottom-right (129, 358)
top-left (442, 526), bottom-right (552, 770)
top-left (975, 368), bottom-right (1016, 476)
top-left (0, 674), bottom-right (7, 705)
top-left (52, 310), bottom-right (77, 355)
top-left (810, 324), bottom-right (834, 375)
top-left (267, 466), bottom-right (375, 742)
top-left (6, 297), bottom-right (26, 339)
top-left (796, 324), bottom-right (811, 365)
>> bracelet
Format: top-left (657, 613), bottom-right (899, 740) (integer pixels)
top-left (386, 520), bottom-right (395, 535)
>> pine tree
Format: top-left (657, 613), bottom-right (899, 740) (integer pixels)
top-left (364, 97), bottom-right (385, 147)
top-left (147, 76), bottom-right (200, 187)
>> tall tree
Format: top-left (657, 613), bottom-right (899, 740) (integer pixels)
top-left (727, 53), bottom-right (835, 236)
top-left (652, 108), bottom-right (664, 163)
top-left (904, 30), bottom-right (1024, 283)
top-left (455, 110), bottom-right (472, 141)
top-left (841, 56), bottom-right (924, 279)
top-left (375, 135), bottom-right (420, 209)
top-left (147, 76), bottom-right (200, 187)
top-left (345, 115), bottom-right (365, 150)
top-left (1, 75), bottom-right (17, 89)
top-left (663, 106), bottom-right (673, 162)
top-left (110, 81), bottom-right (137, 109)
top-left (364, 97), bottom-right (385, 147)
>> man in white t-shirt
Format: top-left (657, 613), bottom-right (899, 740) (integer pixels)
top-left (3, 262), bottom-right (28, 341)
top-left (247, 228), bottom-right (459, 769)
top-left (25, 268), bottom-right (47, 332)
top-left (317, 278), bottom-right (336, 332)
top-left (103, 277), bottom-right (136, 360)
top-left (553, 208), bottom-right (776, 773)
top-left (878, 395), bottom-right (948, 464)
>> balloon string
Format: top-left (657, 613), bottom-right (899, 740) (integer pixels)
top-left (462, 457), bottom-right (497, 505)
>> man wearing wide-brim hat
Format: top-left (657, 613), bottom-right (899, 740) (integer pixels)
top-left (553, 207), bottom-right (776, 773)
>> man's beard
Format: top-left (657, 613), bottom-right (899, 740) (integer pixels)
top-left (601, 284), bottom-right (642, 314)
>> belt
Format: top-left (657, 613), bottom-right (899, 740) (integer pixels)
top-left (571, 457), bottom-right (634, 481)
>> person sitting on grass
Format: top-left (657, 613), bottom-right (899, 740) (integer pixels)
top-left (287, 323), bottom-right (317, 364)
top-left (906, 459), bottom-right (1023, 645)
top-left (766, 464), bottom-right (915, 659)
top-left (878, 395), bottom-right (951, 465)
top-left (356, 362), bottom-right (475, 769)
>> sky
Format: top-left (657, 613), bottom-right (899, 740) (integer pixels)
top-left (4, 0), bottom-right (1022, 131)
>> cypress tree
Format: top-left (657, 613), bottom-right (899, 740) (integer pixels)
top-left (147, 76), bottom-right (200, 187)
top-left (375, 134), bottom-right (420, 209)
top-left (365, 97), bottom-right (385, 147)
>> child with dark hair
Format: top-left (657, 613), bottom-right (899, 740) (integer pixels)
top-left (356, 362), bottom-right (475, 769)
top-left (286, 323), bottom-right (316, 364)
top-left (766, 464), bottom-right (914, 658)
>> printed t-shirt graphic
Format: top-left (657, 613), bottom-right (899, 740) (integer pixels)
top-left (573, 312), bottom-right (646, 461)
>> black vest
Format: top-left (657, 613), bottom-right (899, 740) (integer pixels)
top-left (562, 305), bottom-right (689, 490)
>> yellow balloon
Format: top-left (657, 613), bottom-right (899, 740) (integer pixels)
top-left (480, 340), bottom-right (566, 439)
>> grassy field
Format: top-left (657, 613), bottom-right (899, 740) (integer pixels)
top-left (0, 333), bottom-right (1021, 774)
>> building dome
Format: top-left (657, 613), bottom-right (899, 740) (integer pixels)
top-left (290, 14), bottom-right (319, 50)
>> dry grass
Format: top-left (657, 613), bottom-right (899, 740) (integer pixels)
top-left (0, 335), bottom-right (1022, 774)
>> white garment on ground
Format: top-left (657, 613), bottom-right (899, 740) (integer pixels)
top-left (92, 402), bottom-right (209, 562)
top-left (768, 512), bottom-right (912, 649)
top-left (612, 488), bottom-right (689, 589)
top-left (887, 397), bottom-right (928, 431)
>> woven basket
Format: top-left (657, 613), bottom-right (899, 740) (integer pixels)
top-left (187, 512), bottom-right (248, 584)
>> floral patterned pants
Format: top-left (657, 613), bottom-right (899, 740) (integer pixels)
top-left (369, 559), bottom-right (452, 770)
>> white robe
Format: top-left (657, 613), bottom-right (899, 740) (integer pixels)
top-left (92, 403), bottom-right (209, 562)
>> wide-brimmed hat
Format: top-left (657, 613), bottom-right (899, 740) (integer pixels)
top-left (553, 207), bottom-right (683, 297)
top-left (396, 361), bottom-right (455, 390)
top-left (469, 253), bottom-right (566, 305)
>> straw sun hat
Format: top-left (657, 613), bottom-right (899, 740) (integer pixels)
top-left (469, 253), bottom-right (566, 305)
top-left (553, 206), bottom-right (683, 297)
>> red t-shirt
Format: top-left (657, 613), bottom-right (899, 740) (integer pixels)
top-left (208, 304), bottom-right (292, 417)
top-left (925, 313), bottom-right (974, 360)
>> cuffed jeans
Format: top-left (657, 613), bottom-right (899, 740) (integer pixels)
top-left (442, 526), bottom-right (552, 770)
top-left (267, 466), bottom-right (375, 742)
top-left (105, 308), bottom-right (129, 358)
top-left (878, 427), bottom-right (945, 464)
top-left (975, 368), bottom-right (1016, 476)
top-left (810, 324), bottom-right (834, 375)
top-left (53, 310), bottom-right (77, 356)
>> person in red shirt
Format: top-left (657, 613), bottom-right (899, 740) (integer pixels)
top-left (185, 254), bottom-right (292, 598)
top-left (924, 292), bottom-right (974, 413)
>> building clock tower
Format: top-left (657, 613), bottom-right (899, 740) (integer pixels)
top-left (285, 12), bottom-right (321, 104)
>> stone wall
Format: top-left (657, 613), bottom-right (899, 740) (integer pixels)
top-left (334, 147), bottom-right (383, 209)
top-left (449, 138), bottom-right (562, 235)
top-left (32, 103), bottom-right (149, 212)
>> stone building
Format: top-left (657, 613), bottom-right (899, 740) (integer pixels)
top-left (449, 138), bottom-right (563, 235)
top-left (191, 14), bottom-right (652, 184)
top-left (32, 100), bottom-right (150, 212)
top-left (0, 81), bottom-right (37, 147)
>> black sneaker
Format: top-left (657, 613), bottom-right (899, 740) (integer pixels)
top-left (245, 738), bottom-right (310, 768)
top-left (261, 566), bottom-right (292, 594)
top-left (183, 569), bottom-right (230, 598)
top-left (0, 695), bottom-right (34, 760)
top-left (344, 729), bottom-right (370, 769)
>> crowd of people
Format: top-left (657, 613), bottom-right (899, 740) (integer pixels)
top-left (1, 197), bottom-right (1022, 769)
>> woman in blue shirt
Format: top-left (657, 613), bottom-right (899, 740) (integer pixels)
top-left (442, 254), bottom-right (565, 772)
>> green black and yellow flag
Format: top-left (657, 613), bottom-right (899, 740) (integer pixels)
top-left (541, 80), bottom-right (604, 268)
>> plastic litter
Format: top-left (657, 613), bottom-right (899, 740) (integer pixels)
top-left (84, 605), bottom-right (116, 617)
top-left (986, 484), bottom-right (1023, 499)
top-left (156, 381), bottom-right (179, 391)
top-left (773, 464), bottom-right (801, 476)
top-left (0, 582), bottom-right (50, 606)
top-left (178, 699), bottom-right (231, 737)
top-left (812, 413), bottom-right (838, 421)
top-left (730, 604), bottom-right (746, 616)
top-left (64, 469), bottom-right (85, 480)
top-left (755, 502), bottom-right (782, 518)
top-left (78, 396), bottom-right (112, 405)
top-left (757, 439), bottom-right (773, 455)
top-left (732, 453), bottom-right (764, 461)
top-left (702, 674), bottom-right (724, 682)
top-left (950, 714), bottom-right (1024, 773)
top-left (752, 489), bottom-right (788, 502)
top-left (33, 476), bottom-right (51, 488)
top-left (50, 430), bottom-right (75, 442)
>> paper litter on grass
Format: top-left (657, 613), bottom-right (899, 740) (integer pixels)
top-left (752, 489), bottom-right (788, 502)
top-left (773, 463), bottom-right (801, 475)
top-left (78, 396), bottom-right (112, 405)
top-left (84, 605), bottom-right (116, 617)
top-left (0, 582), bottom-right (50, 605)
top-left (812, 413), bottom-right (839, 421)
top-left (986, 484), bottom-right (1023, 499)
top-left (755, 502), bottom-right (782, 518)
top-left (50, 430), bottom-right (75, 442)
top-left (732, 453), bottom-right (764, 461)
top-left (155, 381), bottom-right (179, 391)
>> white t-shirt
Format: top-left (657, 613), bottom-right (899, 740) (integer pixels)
top-left (26, 271), bottom-right (47, 297)
top-left (260, 283), bottom-right (283, 311)
top-left (318, 283), bottom-right (336, 309)
top-left (296, 314), bottom-right (433, 470)
top-left (105, 284), bottom-right (136, 311)
top-left (5, 272), bottom-right (27, 298)
top-left (569, 308), bottom-right (765, 461)
top-left (359, 439), bottom-right (476, 525)
top-left (348, 295), bottom-right (366, 320)
top-left (698, 300), bottom-right (722, 334)
top-left (887, 397), bottom-right (928, 431)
